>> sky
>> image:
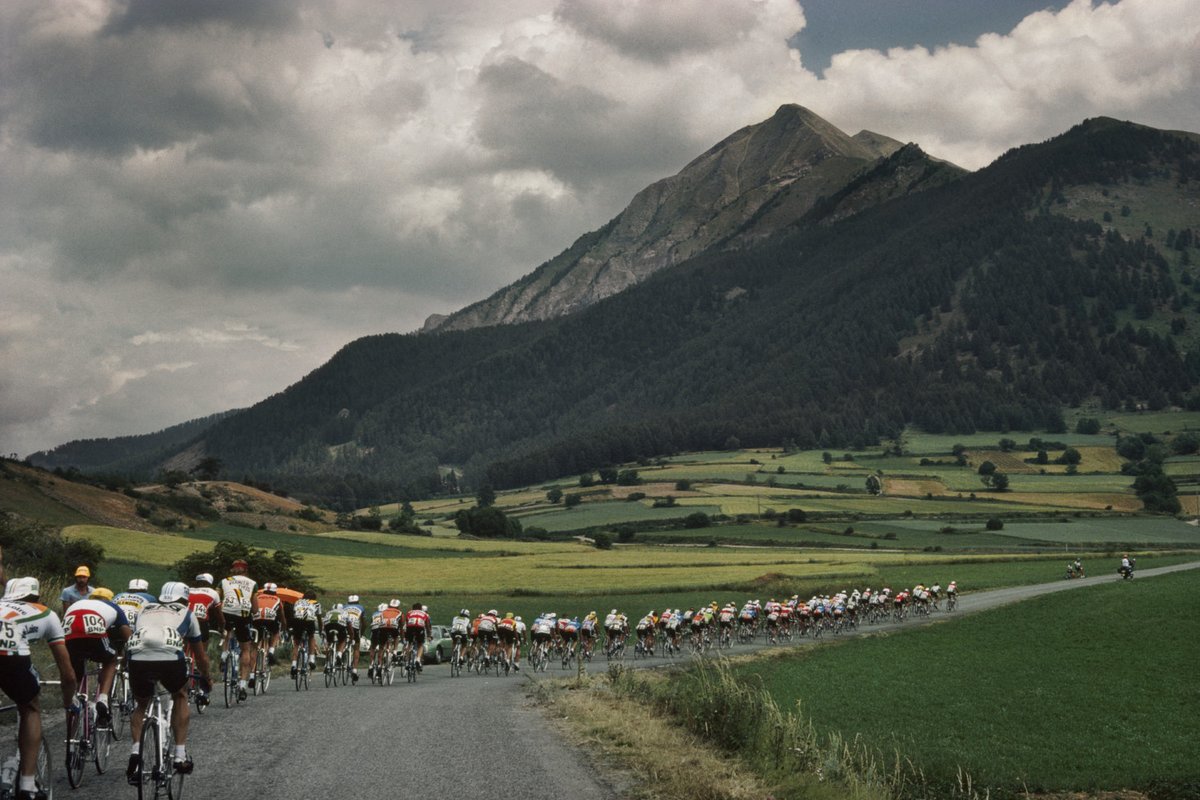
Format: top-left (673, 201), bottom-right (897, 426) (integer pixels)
top-left (2, 0), bottom-right (1198, 458)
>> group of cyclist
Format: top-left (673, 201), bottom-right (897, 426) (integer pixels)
top-left (2, 556), bottom-right (961, 799)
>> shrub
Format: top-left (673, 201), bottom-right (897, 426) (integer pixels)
top-left (674, 479), bottom-right (692, 491)
top-left (683, 512), bottom-right (710, 529)
top-left (626, 492), bottom-right (646, 502)
top-left (564, 494), bottom-right (583, 508)
top-left (592, 532), bottom-right (613, 550)
top-left (986, 518), bottom-right (1004, 530)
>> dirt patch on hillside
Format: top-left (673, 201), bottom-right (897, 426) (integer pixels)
top-left (884, 478), bottom-right (947, 497)
top-left (7, 463), bottom-right (157, 531)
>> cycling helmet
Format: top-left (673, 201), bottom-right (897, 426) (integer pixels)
top-left (487, 609), bottom-right (498, 616)
top-left (348, 594), bottom-right (360, 603)
top-left (610, 608), bottom-right (617, 615)
top-left (90, 587), bottom-right (114, 601)
top-left (378, 603), bottom-right (388, 612)
top-left (263, 582), bottom-right (278, 594)
top-left (515, 616), bottom-right (522, 622)
top-left (459, 608), bottom-right (470, 617)
top-left (389, 599), bottom-right (402, 609)
top-left (4, 577), bottom-right (39, 600)
top-left (159, 581), bottom-right (190, 603)
top-left (194, 573), bottom-right (214, 585)
top-left (129, 578), bottom-right (150, 592)
top-left (334, 603), bottom-right (345, 611)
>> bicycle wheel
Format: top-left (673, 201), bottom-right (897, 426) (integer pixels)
top-left (33, 732), bottom-right (53, 800)
top-left (137, 718), bottom-right (160, 800)
top-left (223, 655), bottom-right (234, 708)
top-left (295, 646), bottom-right (305, 691)
top-left (259, 652), bottom-right (271, 694)
top-left (93, 707), bottom-right (112, 774)
top-left (112, 670), bottom-right (129, 739)
top-left (65, 705), bottom-right (85, 788)
top-left (166, 729), bottom-right (185, 800)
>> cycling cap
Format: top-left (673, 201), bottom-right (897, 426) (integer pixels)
top-left (515, 616), bottom-right (522, 621)
top-left (194, 573), bottom-right (214, 585)
top-left (129, 578), bottom-right (149, 592)
top-left (378, 603), bottom-right (388, 612)
top-left (231, 559), bottom-right (248, 571)
top-left (459, 609), bottom-right (470, 617)
top-left (159, 581), bottom-right (190, 603)
top-left (4, 577), bottom-right (39, 600)
top-left (263, 582), bottom-right (278, 593)
top-left (334, 603), bottom-right (345, 611)
top-left (610, 609), bottom-right (617, 615)
top-left (389, 599), bottom-right (402, 609)
top-left (487, 609), bottom-right (498, 616)
top-left (348, 595), bottom-right (360, 603)
top-left (90, 587), bottom-right (115, 601)
top-left (505, 612), bottom-right (514, 619)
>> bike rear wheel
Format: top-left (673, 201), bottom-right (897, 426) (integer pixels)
top-left (65, 706), bottom-right (85, 788)
top-left (93, 708), bottom-right (112, 773)
top-left (137, 718), bottom-right (160, 800)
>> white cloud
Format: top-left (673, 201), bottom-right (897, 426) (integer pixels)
top-left (0, 0), bottom-right (1197, 456)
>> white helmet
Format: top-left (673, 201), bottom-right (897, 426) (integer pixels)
top-left (129, 578), bottom-right (149, 592)
top-left (3, 577), bottom-right (39, 600)
top-left (378, 603), bottom-right (388, 612)
top-left (459, 608), bottom-right (470, 617)
top-left (194, 573), bottom-right (214, 585)
top-left (389, 599), bottom-right (402, 609)
top-left (159, 581), bottom-right (190, 603)
top-left (263, 582), bottom-right (278, 593)
top-left (348, 595), bottom-right (360, 604)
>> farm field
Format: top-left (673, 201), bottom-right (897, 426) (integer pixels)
top-left (736, 568), bottom-right (1200, 794)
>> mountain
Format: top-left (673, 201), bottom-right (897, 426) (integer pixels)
top-left (32, 115), bottom-right (1200, 509)
top-left (30, 411), bottom-right (235, 474)
top-left (423, 105), bottom-right (951, 332)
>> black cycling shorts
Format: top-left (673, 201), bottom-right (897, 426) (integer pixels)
top-left (252, 619), bottom-right (280, 639)
top-left (129, 660), bottom-right (188, 699)
top-left (224, 616), bottom-right (253, 644)
top-left (324, 624), bottom-right (346, 643)
top-left (66, 637), bottom-right (117, 677)
top-left (497, 628), bottom-right (516, 645)
top-left (290, 620), bottom-right (317, 640)
top-left (0, 655), bottom-right (41, 706)
top-left (404, 628), bottom-right (426, 646)
top-left (370, 629), bottom-right (398, 647)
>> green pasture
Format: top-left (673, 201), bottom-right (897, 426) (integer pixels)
top-left (1100, 409), bottom-right (1200, 434)
top-left (513, 502), bottom-right (722, 532)
top-left (898, 428), bottom-right (1113, 453)
top-left (0, 471), bottom-right (93, 527)
top-left (737, 567), bottom-right (1200, 794)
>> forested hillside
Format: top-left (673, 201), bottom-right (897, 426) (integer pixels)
top-left (33, 118), bottom-right (1200, 508)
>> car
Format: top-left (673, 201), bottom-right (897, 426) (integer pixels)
top-left (357, 622), bottom-right (453, 665)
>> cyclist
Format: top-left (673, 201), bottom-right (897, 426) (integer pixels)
top-left (497, 613), bottom-right (519, 670)
top-left (477, 609), bottom-right (500, 663)
top-left (187, 573), bottom-right (224, 645)
top-left (513, 615), bottom-right (527, 670)
top-left (60, 565), bottom-right (93, 616)
top-left (63, 586), bottom-right (131, 728)
top-left (635, 610), bottom-right (657, 653)
top-left (579, 611), bottom-right (598, 658)
top-left (530, 613), bottom-right (553, 663)
top-left (368, 601), bottom-right (402, 680)
top-left (289, 590), bottom-right (322, 678)
top-left (449, 608), bottom-right (472, 668)
top-left (603, 608), bottom-right (624, 652)
top-left (343, 595), bottom-right (365, 683)
top-left (0, 577), bottom-right (76, 800)
top-left (114, 579), bottom-right (155, 628)
top-left (219, 559), bottom-right (257, 702)
top-left (251, 582), bottom-right (284, 666)
top-left (403, 602), bottom-right (432, 671)
top-left (125, 582), bottom-right (211, 784)
top-left (322, 603), bottom-right (347, 673)
top-left (556, 614), bottom-right (579, 664)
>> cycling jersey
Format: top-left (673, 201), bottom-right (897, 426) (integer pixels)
top-left (478, 613), bottom-right (498, 633)
top-left (322, 608), bottom-right (344, 627)
top-left (63, 598), bottom-right (128, 640)
top-left (220, 575), bottom-right (256, 617)
top-left (343, 604), bottom-right (365, 631)
top-left (404, 608), bottom-right (430, 630)
top-left (253, 593), bottom-right (283, 622)
top-left (293, 598), bottom-right (322, 621)
top-left (127, 603), bottom-right (202, 662)
top-left (0, 600), bottom-right (65, 656)
top-left (450, 615), bottom-right (471, 637)
top-left (114, 591), bottom-right (154, 626)
top-left (187, 587), bottom-right (220, 624)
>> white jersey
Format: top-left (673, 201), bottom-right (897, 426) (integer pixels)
top-left (128, 602), bottom-right (202, 662)
top-left (0, 600), bottom-right (65, 656)
top-left (293, 598), bottom-right (321, 622)
top-left (220, 575), bottom-right (256, 617)
top-left (604, 613), bottom-right (620, 629)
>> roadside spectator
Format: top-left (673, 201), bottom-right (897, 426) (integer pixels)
top-left (60, 566), bottom-right (92, 615)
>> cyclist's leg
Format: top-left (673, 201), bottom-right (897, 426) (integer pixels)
top-left (15, 700), bottom-right (43, 784)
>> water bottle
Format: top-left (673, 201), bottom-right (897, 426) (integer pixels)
top-left (0, 754), bottom-right (19, 792)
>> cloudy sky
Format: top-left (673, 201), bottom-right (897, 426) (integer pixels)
top-left (2, 0), bottom-right (1198, 457)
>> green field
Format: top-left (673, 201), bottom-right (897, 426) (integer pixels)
top-left (737, 567), bottom-right (1200, 794)
top-left (514, 502), bottom-right (722, 531)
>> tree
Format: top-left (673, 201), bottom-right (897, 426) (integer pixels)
top-left (194, 457), bottom-right (223, 481)
top-left (547, 487), bottom-right (564, 504)
top-left (865, 474), bottom-right (883, 495)
top-left (988, 471), bottom-right (1010, 491)
top-left (453, 506), bottom-right (522, 538)
top-left (564, 494), bottom-right (583, 508)
top-left (675, 479), bottom-right (692, 491)
top-left (978, 460), bottom-right (997, 476)
top-left (597, 467), bottom-right (618, 485)
top-left (724, 436), bottom-right (741, 451)
top-left (476, 483), bottom-right (496, 508)
top-left (1171, 432), bottom-right (1200, 455)
top-left (683, 512), bottom-right (711, 529)
top-left (986, 517), bottom-right (1004, 530)
top-left (616, 469), bottom-right (641, 486)
top-left (998, 438), bottom-right (1016, 452)
top-left (1075, 418), bottom-right (1101, 435)
top-left (0, 516), bottom-right (104, 584)
top-left (579, 473), bottom-right (595, 488)
top-left (171, 540), bottom-right (317, 592)
top-left (592, 532), bottom-right (613, 550)
top-left (1059, 447), bottom-right (1082, 465)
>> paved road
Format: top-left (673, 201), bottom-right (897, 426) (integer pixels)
top-left (63, 560), bottom-right (1199, 799)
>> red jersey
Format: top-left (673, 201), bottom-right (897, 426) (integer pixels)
top-left (497, 616), bottom-right (517, 632)
top-left (64, 599), bottom-right (126, 640)
top-left (404, 608), bottom-right (430, 630)
top-left (188, 588), bottom-right (220, 622)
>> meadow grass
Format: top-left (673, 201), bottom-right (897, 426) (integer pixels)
top-left (64, 525), bottom-right (209, 566)
top-left (735, 567), bottom-right (1200, 794)
top-left (512, 502), bottom-right (722, 531)
top-left (0, 471), bottom-right (94, 527)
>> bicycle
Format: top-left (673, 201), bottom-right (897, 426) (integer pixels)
top-left (293, 640), bottom-right (310, 691)
top-left (111, 662), bottom-right (133, 739)
top-left (185, 657), bottom-right (208, 716)
top-left (222, 635), bottom-right (245, 708)
top-left (65, 668), bottom-right (111, 788)
top-left (252, 633), bottom-right (270, 696)
top-left (322, 634), bottom-right (344, 688)
top-left (131, 688), bottom-right (185, 800)
top-left (0, 700), bottom-right (53, 800)
top-left (946, 593), bottom-right (957, 612)
top-left (404, 643), bottom-right (419, 684)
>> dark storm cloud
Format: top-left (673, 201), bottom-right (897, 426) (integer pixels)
top-left (101, 0), bottom-right (299, 35)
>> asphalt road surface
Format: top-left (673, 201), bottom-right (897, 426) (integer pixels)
top-left (57, 560), bottom-right (1199, 800)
